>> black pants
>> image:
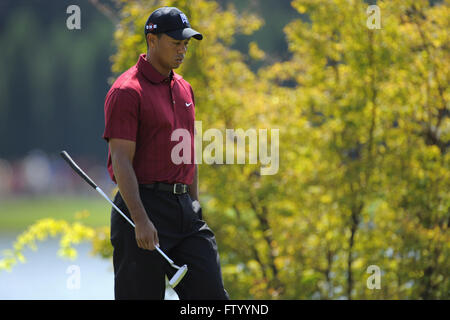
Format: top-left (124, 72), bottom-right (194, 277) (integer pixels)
top-left (110, 186), bottom-right (229, 300)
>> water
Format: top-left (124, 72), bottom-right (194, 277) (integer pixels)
top-left (0, 235), bottom-right (178, 300)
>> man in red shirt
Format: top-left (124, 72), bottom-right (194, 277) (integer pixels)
top-left (103, 7), bottom-right (229, 300)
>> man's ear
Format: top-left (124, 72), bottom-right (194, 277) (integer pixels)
top-left (147, 33), bottom-right (159, 50)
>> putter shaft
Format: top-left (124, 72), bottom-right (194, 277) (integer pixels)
top-left (60, 151), bottom-right (182, 268)
top-left (60, 150), bottom-right (188, 288)
top-left (96, 187), bottom-right (178, 267)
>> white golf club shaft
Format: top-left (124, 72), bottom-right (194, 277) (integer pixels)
top-left (95, 187), bottom-right (175, 266)
top-left (59, 150), bottom-right (176, 267)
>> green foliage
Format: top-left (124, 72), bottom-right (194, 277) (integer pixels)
top-left (0, 216), bottom-right (109, 271)
top-left (1, 0), bottom-right (448, 299)
top-left (271, 0), bottom-right (449, 299)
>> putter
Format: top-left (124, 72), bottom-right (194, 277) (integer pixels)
top-left (60, 150), bottom-right (188, 288)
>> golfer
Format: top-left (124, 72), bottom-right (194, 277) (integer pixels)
top-left (102, 7), bottom-right (229, 300)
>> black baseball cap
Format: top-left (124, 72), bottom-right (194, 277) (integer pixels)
top-left (145, 7), bottom-right (203, 40)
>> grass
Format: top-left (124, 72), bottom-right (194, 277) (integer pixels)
top-left (0, 195), bottom-right (111, 233)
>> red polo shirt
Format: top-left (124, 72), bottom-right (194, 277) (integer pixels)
top-left (103, 54), bottom-right (195, 185)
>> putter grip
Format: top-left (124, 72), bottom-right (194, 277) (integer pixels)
top-left (60, 150), bottom-right (98, 189)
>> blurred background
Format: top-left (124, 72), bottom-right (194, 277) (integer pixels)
top-left (0, 0), bottom-right (448, 300)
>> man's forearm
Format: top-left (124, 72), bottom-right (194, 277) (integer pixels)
top-left (112, 155), bottom-right (148, 223)
top-left (189, 164), bottom-right (199, 201)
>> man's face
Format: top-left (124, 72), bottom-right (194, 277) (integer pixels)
top-left (148, 33), bottom-right (190, 70)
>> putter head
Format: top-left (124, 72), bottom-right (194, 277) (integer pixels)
top-left (169, 264), bottom-right (188, 288)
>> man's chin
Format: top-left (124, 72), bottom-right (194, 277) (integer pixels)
top-left (172, 62), bottom-right (182, 69)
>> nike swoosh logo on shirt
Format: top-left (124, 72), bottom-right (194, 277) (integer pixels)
top-left (185, 102), bottom-right (192, 107)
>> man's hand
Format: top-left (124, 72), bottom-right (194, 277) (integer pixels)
top-left (134, 213), bottom-right (159, 251)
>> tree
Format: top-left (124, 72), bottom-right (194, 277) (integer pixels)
top-left (267, 0), bottom-right (449, 299)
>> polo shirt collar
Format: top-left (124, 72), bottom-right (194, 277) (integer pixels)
top-left (137, 54), bottom-right (182, 84)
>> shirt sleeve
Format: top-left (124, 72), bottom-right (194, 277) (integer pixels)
top-left (102, 88), bottom-right (139, 142)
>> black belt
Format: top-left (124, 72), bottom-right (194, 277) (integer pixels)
top-left (141, 182), bottom-right (189, 194)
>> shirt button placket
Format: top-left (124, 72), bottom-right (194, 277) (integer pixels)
top-left (169, 81), bottom-right (176, 124)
